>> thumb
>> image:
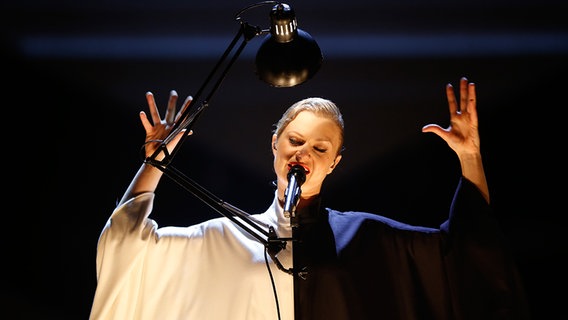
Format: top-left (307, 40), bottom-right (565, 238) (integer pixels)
top-left (421, 123), bottom-right (444, 135)
top-left (168, 129), bottom-right (193, 148)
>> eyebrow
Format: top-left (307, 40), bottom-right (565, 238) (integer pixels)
top-left (287, 131), bottom-right (334, 143)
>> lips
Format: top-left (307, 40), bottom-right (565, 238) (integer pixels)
top-left (288, 162), bottom-right (310, 174)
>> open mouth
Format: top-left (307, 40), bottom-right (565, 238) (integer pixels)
top-left (288, 163), bottom-right (310, 174)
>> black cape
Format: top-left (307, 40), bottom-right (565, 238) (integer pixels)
top-left (291, 178), bottom-right (530, 320)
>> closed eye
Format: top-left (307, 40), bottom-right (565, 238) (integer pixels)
top-left (289, 137), bottom-right (303, 146)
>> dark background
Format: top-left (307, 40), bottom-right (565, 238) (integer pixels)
top-left (3, 0), bottom-right (567, 318)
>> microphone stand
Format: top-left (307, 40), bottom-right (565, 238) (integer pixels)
top-left (144, 19), bottom-right (295, 274)
top-left (284, 166), bottom-right (308, 320)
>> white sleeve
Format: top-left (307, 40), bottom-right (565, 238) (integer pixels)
top-left (90, 192), bottom-right (158, 320)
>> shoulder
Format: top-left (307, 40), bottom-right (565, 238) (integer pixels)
top-left (325, 208), bottom-right (441, 253)
top-left (156, 216), bottom-right (235, 239)
top-left (326, 208), bottom-right (438, 233)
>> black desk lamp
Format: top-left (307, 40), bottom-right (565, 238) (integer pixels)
top-left (144, 1), bottom-right (322, 275)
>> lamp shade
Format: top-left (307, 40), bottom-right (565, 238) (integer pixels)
top-left (254, 3), bottom-right (323, 87)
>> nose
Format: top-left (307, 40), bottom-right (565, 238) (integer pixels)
top-left (295, 146), bottom-right (310, 160)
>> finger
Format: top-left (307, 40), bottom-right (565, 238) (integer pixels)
top-left (421, 123), bottom-right (449, 139)
top-left (166, 90), bottom-right (178, 124)
top-left (169, 129), bottom-right (192, 145)
top-left (139, 111), bottom-right (153, 133)
top-left (467, 82), bottom-right (479, 124)
top-left (145, 92), bottom-right (161, 125)
top-left (459, 77), bottom-right (468, 113)
top-left (176, 95), bottom-right (193, 121)
top-left (446, 83), bottom-right (458, 115)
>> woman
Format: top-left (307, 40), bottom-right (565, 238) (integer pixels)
top-left (89, 77), bottom-right (529, 319)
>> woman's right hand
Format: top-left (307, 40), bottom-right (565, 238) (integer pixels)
top-left (140, 90), bottom-right (193, 159)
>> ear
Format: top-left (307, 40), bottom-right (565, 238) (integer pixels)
top-left (327, 154), bottom-right (342, 174)
top-left (271, 134), bottom-right (278, 155)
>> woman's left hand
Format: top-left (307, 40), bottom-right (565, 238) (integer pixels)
top-left (422, 77), bottom-right (481, 158)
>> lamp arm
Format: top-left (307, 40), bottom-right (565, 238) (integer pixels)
top-left (142, 18), bottom-right (294, 274)
top-left (145, 157), bottom-right (292, 274)
top-left (147, 22), bottom-right (262, 166)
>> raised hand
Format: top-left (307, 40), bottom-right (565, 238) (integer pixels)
top-left (140, 90), bottom-right (193, 158)
top-left (422, 77), bottom-right (481, 158)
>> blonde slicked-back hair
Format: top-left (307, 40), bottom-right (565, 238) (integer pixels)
top-left (273, 97), bottom-right (345, 155)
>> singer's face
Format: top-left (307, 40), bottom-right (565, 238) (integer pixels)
top-left (272, 111), bottom-right (342, 201)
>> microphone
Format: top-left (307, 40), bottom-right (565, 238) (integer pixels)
top-left (283, 165), bottom-right (306, 219)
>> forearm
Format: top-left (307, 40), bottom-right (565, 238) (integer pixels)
top-left (458, 152), bottom-right (489, 204)
top-left (118, 162), bottom-right (164, 206)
